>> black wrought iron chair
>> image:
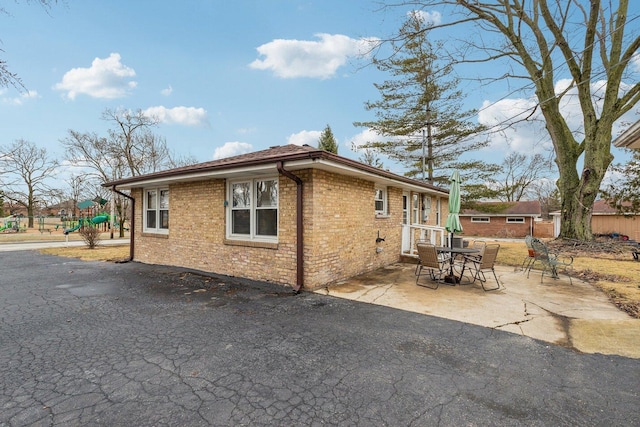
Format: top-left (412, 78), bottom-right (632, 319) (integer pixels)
top-left (416, 243), bottom-right (449, 289)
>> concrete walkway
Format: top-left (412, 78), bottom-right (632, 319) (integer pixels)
top-left (0, 237), bottom-right (129, 251)
top-left (317, 263), bottom-right (640, 358)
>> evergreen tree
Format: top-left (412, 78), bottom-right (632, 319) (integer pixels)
top-left (601, 150), bottom-right (640, 215)
top-left (354, 11), bottom-right (498, 188)
top-left (318, 124), bottom-right (338, 154)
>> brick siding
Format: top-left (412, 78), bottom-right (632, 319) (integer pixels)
top-left (131, 169), bottom-right (406, 290)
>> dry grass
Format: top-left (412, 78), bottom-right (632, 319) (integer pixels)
top-left (495, 240), bottom-right (640, 318)
top-left (39, 245), bottom-right (130, 262)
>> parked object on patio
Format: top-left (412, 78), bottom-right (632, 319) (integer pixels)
top-left (522, 235), bottom-right (536, 273)
top-left (416, 243), bottom-right (449, 289)
top-left (529, 239), bottom-right (574, 285)
top-left (460, 243), bottom-right (501, 291)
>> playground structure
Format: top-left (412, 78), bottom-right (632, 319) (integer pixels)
top-left (62, 214), bottom-right (110, 235)
top-left (0, 215), bottom-right (23, 233)
top-left (1, 197), bottom-right (129, 236)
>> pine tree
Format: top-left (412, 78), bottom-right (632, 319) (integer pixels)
top-left (354, 11), bottom-right (498, 188)
top-left (318, 124), bottom-right (338, 154)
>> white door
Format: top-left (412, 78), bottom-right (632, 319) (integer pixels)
top-left (402, 192), bottom-right (410, 253)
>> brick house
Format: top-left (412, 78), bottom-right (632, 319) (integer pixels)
top-left (104, 144), bottom-right (449, 291)
top-left (459, 200), bottom-right (543, 238)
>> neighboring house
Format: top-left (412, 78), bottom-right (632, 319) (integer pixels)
top-left (104, 144), bottom-right (450, 291)
top-left (459, 200), bottom-right (545, 238)
top-left (551, 200), bottom-right (640, 241)
top-left (613, 119), bottom-right (640, 149)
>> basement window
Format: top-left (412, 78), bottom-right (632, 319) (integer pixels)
top-left (506, 217), bottom-right (525, 223)
top-left (471, 217), bottom-right (490, 223)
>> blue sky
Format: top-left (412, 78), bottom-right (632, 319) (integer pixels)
top-left (1, 0), bottom-right (639, 180)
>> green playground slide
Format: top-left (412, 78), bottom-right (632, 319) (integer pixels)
top-left (63, 215), bottom-right (110, 234)
top-left (63, 223), bottom-right (82, 235)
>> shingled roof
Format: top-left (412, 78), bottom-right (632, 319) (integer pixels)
top-left (461, 200), bottom-right (542, 216)
top-left (104, 144), bottom-right (448, 195)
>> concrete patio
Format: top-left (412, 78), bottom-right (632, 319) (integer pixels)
top-left (316, 262), bottom-right (640, 358)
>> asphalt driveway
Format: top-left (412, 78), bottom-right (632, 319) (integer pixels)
top-left (1, 252), bottom-right (638, 426)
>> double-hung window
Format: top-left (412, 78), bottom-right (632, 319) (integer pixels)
top-left (229, 178), bottom-right (278, 241)
top-left (375, 187), bottom-right (387, 215)
top-left (144, 188), bottom-right (169, 234)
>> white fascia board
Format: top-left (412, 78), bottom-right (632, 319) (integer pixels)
top-left (284, 158), bottom-right (448, 195)
top-left (113, 157), bottom-right (447, 196)
top-left (112, 164), bottom-right (278, 190)
top-left (613, 120), bottom-right (640, 149)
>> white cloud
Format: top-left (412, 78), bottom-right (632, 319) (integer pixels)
top-left (2, 89), bottom-right (39, 105)
top-left (143, 106), bottom-right (208, 126)
top-left (348, 128), bottom-right (386, 150)
top-left (161, 85), bottom-right (173, 96)
top-left (477, 98), bottom-right (549, 153)
top-left (213, 142), bottom-right (253, 160)
top-left (287, 130), bottom-right (321, 146)
top-left (631, 51), bottom-right (640, 73)
top-left (53, 53), bottom-right (137, 99)
top-left (249, 33), bottom-right (378, 79)
top-left (412, 10), bottom-right (442, 26)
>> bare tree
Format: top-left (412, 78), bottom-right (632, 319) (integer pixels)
top-left (62, 108), bottom-right (195, 236)
top-left (489, 153), bottom-right (554, 202)
top-left (1, 1), bottom-right (58, 90)
top-left (385, 1), bottom-right (640, 240)
top-left (0, 140), bottom-right (59, 227)
top-left (64, 174), bottom-right (90, 217)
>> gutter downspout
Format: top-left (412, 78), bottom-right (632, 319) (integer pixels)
top-left (276, 161), bottom-right (304, 293)
top-left (112, 186), bottom-right (135, 262)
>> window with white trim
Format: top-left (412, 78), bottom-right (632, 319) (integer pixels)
top-left (506, 217), bottom-right (525, 223)
top-left (228, 178), bottom-right (278, 240)
top-left (412, 194), bottom-right (419, 224)
top-left (471, 217), bottom-right (490, 223)
top-left (374, 187), bottom-right (387, 215)
top-left (144, 188), bottom-right (169, 234)
top-left (422, 195), bottom-right (431, 222)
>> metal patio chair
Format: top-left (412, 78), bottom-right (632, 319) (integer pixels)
top-left (521, 235), bottom-right (536, 274)
top-left (460, 243), bottom-right (501, 291)
top-left (529, 239), bottom-right (573, 285)
top-left (416, 243), bottom-right (449, 289)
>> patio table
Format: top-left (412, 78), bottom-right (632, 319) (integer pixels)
top-left (435, 247), bottom-right (480, 284)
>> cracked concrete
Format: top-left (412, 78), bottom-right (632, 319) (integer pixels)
top-left (1, 252), bottom-right (639, 425)
top-left (320, 262), bottom-right (640, 358)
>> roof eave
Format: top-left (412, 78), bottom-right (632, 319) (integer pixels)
top-left (105, 153), bottom-right (448, 196)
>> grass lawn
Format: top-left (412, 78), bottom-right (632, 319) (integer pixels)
top-left (495, 241), bottom-right (640, 318)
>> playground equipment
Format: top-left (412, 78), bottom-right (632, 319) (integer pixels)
top-left (63, 214), bottom-right (110, 235)
top-left (1, 215), bottom-right (21, 233)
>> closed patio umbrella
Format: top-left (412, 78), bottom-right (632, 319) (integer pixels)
top-left (445, 170), bottom-right (463, 248)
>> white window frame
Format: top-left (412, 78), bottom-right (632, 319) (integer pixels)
top-left (411, 194), bottom-right (420, 224)
top-left (422, 195), bottom-right (431, 222)
top-left (471, 217), bottom-right (490, 223)
top-left (143, 187), bottom-right (169, 234)
top-left (374, 187), bottom-right (388, 216)
top-left (506, 217), bottom-right (525, 223)
top-left (227, 177), bottom-right (279, 242)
